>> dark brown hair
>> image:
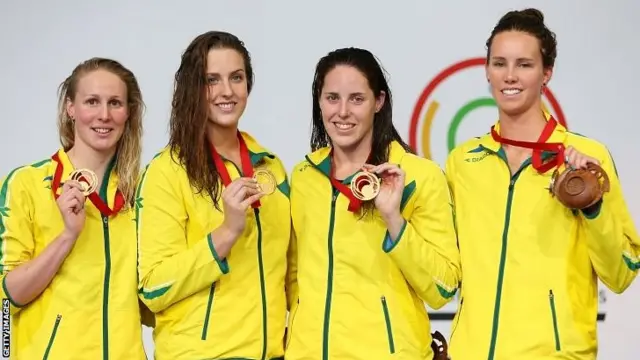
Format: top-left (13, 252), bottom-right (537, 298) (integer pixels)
top-left (168, 31), bottom-right (253, 209)
top-left (486, 8), bottom-right (558, 69)
top-left (311, 47), bottom-right (413, 216)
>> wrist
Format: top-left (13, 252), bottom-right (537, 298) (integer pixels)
top-left (381, 211), bottom-right (404, 227)
top-left (219, 224), bottom-right (242, 244)
top-left (59, 229), bottom-right (79, 243)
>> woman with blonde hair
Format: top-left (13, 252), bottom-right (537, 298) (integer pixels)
top-left (0, 57), bottom-right (148, 359)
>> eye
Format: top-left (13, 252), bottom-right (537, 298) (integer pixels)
top-left (351, 96), bottom-right (365, 104)
top-left (492, 61), bottom-right (505, 67)
top-left (326, 94), bottom-right (338, 102)
top-left (519, 63), bottom-right (532, 67)
top-left (109, 99), bottom-right (123, 107)
top-left (231, 74), bottom-right (243, 82)
top-left (206, 76), bottom-right (218, 85)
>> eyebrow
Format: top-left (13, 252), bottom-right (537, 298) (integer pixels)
top-left (490, 56), bottom-right (534, 62)
top-left (206, 69), bottom-right (245, 76)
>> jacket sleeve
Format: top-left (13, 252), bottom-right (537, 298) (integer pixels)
top-left (136, 160), bottom-right (229, 313)
top-left (0, 169), bottom-right (35, 315)
top-left (382, 162), bottom-right (461, 310)
top-left (581, 149), bottom-right (640, 293)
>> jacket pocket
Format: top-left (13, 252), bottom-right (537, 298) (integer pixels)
top-left (380, 296), bottom-right (395, 354)
top-left (201, 283), bottom-right (216, 340)
top-left (42, 314), bottom-right (62, 360)
top-left (548, 290), bottom-right (561, 351)
top-left (285, 298), bottom-right (299, 350)
top-left (449, 296), bottom-right (464, 342)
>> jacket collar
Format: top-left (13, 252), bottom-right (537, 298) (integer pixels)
top-left (238, 131), bottom-right (275, 166)
top-left (478, 110), bottom-right (567, 154)
top-left (52, 148), bottom-right (119, 202)
top-left (304, 140), bottom-right (408, 178)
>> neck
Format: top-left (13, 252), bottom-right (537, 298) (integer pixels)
top-left (498, 104), bottom-right (548, 142)
top-left (332, 132), bottom-right (373, 177)
top-left (67, 143), bottom-right (115, 183)
top-left (207, 123), bottom-right (239, 159)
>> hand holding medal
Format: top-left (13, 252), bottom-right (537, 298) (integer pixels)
top-left (359, 163), bottom-right (405, 219)
top-left (55, 169), bottom-right (98, 238)
top-left (549, 146), bottom-right (610, 209)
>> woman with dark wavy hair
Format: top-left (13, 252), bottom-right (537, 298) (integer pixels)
top-left (136, 31), bottom-right (291, 360)
top-left (284, 47), bottom-right (461, 360)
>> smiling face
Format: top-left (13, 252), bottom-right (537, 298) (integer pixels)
top-left (65, 69), bottom-right (129, 154)
top-left (319, 65), bottom-right (384, 152)
top-left (486, 30), bottom-right (552, 117)
top-left (205, 48), bottom-right (249, 129)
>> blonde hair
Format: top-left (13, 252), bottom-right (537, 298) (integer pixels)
top-left (56, 57), bottom-right (144, 210)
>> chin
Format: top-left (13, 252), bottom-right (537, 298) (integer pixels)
top-left (209, 114), bottom-right (240, 129)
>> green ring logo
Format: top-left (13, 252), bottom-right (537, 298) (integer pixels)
top-left (409, 57), bottom-right (567, 160)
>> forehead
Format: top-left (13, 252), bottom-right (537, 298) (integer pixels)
top-left (206, 48), bottom-right (245, 73)
top-left (322, 65), bottom-right (371, 93)
top-left (76, 69), bottom-right (126, 96)
top-left (490, 30), bottom-right (540, 58)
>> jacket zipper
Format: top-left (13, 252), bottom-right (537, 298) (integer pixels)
top-left (486, 148), bottom-right (530, 360)
top-left (322, 192), bottom-right (337, 360)
top-left (201, 283), bottom-right (216, 340)
top-left (380, 296), bottom-right (396, 353)
top-left (549, 290), bottom-right (561, 351)
top-left (42, 314), bottom-right (62, 359)
top-left (101, 214), bottom-right (111, 360)
top-left (254, 208), bottom-right (268, 360)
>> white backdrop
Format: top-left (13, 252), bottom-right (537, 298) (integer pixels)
top-left (1, 0), bottom-right (638, 358)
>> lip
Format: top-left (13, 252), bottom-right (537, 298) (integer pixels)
top-left (91, 127), bottom-right (114, 137)
top-left (332, 122), bottom-right (356, 132)
top-left (215, 102), bottom-right (237, 113)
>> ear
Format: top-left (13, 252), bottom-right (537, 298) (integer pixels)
top-left (375, 90), bottom-right (386, 113)
top-left (543, 67), bottom-right (553, 86)
top-left (485, 65), bottom-right (491, 84)
top-left (65, 98), bottom-right (75, 120)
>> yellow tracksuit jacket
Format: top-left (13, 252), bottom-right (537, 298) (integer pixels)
top-left (136, 132), bottom-right (291, 360)
top-left (285, 141), bottom-right (461, 360)
top-left (445, 119), bottom-right (640, 360)
top-left (0, 149), bottom-right (147, 360)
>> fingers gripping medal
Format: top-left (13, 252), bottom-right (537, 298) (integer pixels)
top-left (69, 169), bottom-right (98, 196)
top-left (350, 171), bottom-right (381, 201)
top-left (253, 169), bottom-right (276, 195)
top-left (549, 162), bottom-right (610, 209)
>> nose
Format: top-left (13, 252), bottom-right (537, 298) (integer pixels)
top-left (98, 103), bottom-right (110, 121)
top-left (338, 100), bottom-right (350, 119)
top-left (221, 79), bottom-right (233, 97)
top-left (505, 66), bottom-right (518, 83)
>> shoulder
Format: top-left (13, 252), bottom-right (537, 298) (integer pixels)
top-left (0, 157), bottom-right (53, 190)
top-left (448, 136), bottom-right (487, 161)
top-left (564, 131), bottom-right (610, 159)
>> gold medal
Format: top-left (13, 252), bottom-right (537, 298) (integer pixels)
top-left (69, 168), bottom-right (98, 196)
top-left (350, 171), bottom-right (380, 201)
top-left (253, 169), bottom-right (276, 195)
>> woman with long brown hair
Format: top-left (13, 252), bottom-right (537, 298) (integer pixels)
top-left (136, 31), bottom-right (291, 360)
top-left (0, 57), bottom-right (147, 359)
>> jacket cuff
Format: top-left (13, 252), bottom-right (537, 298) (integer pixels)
top-left (382, 220), bottom-right (408, 253)
top-left (207, 234), bottom-right (230, 274)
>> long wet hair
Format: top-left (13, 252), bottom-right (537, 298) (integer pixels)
top-left (57, 57), bottom-right (144, 210)
top-left (311, 47), bottom-right (413, 215)
top-left (168, 31), bottom-right (254, 209)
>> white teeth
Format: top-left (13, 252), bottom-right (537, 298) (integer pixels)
top-left (93, 128), bottom-right (111, 134)
top-left (217, 103), bottom-right (234, 110)
top-left (502, 89), bottom-right (522, 95)
top-left (335, 123), bottom-right (355, 130)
